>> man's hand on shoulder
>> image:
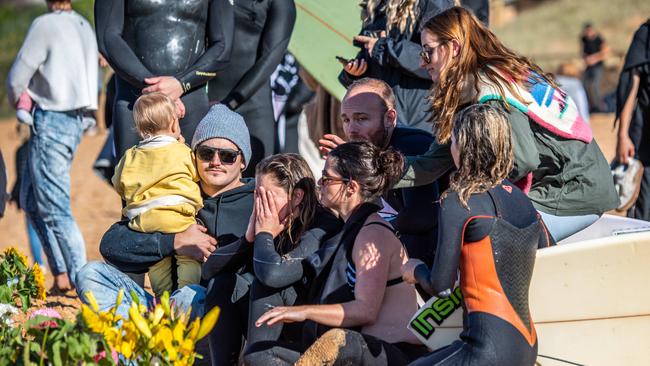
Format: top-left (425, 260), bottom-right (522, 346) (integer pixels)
top-left (174, 224), bottom-right (217, 262)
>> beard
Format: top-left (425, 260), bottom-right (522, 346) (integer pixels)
top-left (348, 127), bottom-right (389, 148)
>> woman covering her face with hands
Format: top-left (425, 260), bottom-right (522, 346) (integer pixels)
top-left (244, 141), bottom-right (428, 366)
top-left (202, 153), bottom-right (342, 365)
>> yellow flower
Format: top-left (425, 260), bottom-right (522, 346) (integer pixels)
top-left (172, 321), bottom-right (186, 344)
top-left (4, 246), bottom-right (28, 267)
top-left (149, 325), bottom-right (172, 353)
top-left (128, 302), bottom-right (152, 338)
top-left (160, 291), bottom-right (171, 316)
top-left (197, 306), bottom-right (220, 340)
top-left (84, 291), bottom-right (101, 313)
top-left (180, 338), bottom-right (195, 356)
top-left (152, 304), bottom-right (165, 326)
top-left (186, 318), bottom-right (200, 340)
top-left (31, 263), bottom-right (46, 300)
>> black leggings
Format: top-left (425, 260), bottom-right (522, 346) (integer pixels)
top-left (205, 273), bottom-right (249, 366)
top-left (205, 274), bottom-right (303, 365)
top-left (247, 278), bottom-right (301, 345)
top-left (112, 76), bottom-right (208, 160)
top-left (243, 328), bottom-right (428, 366)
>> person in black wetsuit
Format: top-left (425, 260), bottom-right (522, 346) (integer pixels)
top-left (339, 0), bottom-right (489, 132)
top-left (201, 153), bottom-right (342, 365)
top-left (208, 0), bottom-right (296, 177)
top-left (615, 19), bottom-right (650, 220)
top-left (94, 0), bottom-right (234, 160)
top-left (245, 141), bottom-right (427, 366)
top-left (402, 104), bottom-right (552, 366)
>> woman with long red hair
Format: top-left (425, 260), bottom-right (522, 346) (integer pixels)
top-left (397, 6), bottom-right (618, 242)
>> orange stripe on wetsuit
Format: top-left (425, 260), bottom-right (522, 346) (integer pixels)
top-left (460, 216), bottom-right (537, 346)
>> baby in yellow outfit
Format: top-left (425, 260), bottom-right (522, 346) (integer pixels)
top-left (112, 92), bottom-right (203, 297)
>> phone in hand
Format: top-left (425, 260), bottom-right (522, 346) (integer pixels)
top-left (335, 56), bottom-right (352, 65)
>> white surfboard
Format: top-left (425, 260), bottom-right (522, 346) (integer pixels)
top-left (408, 214), bottom-right (650, 365)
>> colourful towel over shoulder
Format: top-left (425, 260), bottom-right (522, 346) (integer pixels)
top-left (477, 71), bottom-right (593, 143)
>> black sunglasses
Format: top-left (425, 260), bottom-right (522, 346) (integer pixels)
top-left (195, 146), bottom-right (241, 165)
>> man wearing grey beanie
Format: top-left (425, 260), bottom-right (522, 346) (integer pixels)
top-left (77, 104), bottom-right (257, 365)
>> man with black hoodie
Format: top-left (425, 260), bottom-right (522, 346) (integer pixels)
top-left (75, 104), bottom-right (255, 321)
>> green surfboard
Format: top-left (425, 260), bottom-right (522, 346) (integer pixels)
top-left (288, 0), bottom-right (361, 100)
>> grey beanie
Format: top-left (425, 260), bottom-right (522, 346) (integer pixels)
top-left (191, 104), bottom-right (252, 168)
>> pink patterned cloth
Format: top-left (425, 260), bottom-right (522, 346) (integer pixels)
top-left (30, 308), bottom-right (62, 319)
top-left (29, 308), bottom-right (63, 328)
top-left (16, 91), bottom-right (33, 111)
top-left (477, 70), bottom-right (593, 144)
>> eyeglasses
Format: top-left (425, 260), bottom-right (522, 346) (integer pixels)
top-left (319, 172), bottom-right (350, 186)
top-left (419, 42), bottom-right (444, 64)
top-left (195, 146), bottom-right (241, 165)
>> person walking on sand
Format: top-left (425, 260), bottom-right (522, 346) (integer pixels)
top-left (6, 0), bottom-right (98, 292)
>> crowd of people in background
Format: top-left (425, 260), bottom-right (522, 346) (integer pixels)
top-left (3, 0), bottom-right (650, 365)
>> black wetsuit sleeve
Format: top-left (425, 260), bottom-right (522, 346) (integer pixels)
top-left (202, 237), bottom-right (253, 280)
top-left (371, 36), bottom-right (429, 80)
top-left (176, 0), bottom-right (235, 93)
top-left (94, 0), bottom-right (154, 89)
top-left (99, 221), bottom-right (175, 274)
top-left (222, 0), bottom-right (296, 109)
top-left (253, 229), bottom-right (323, 289)
top-left (414, 194), bottom-right (467, 296)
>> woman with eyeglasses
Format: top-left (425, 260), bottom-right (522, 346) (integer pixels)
top-left (338, 0), bottom-right (488, 132)
top-left (202, 153), bottom-right (342, 365)
top-left (397, 6), bottom-right (617, 242)
top-left (243, 141), bottom-right (428, 366)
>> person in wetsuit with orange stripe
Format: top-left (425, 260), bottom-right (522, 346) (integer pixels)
top-left (402, 104), bottom-right (552, 366)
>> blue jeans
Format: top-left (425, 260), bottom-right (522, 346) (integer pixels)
top-left (20, 108), bottom-right (87, 283)
top-left (538, 211), bottom-right (600, 242)
top-left (75, 262), bottom-right (206, 320)
top-left (26, 216), bottom-right (45, 268)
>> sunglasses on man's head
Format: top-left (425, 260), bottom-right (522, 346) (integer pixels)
top-left (195, 146), bottom-right (241, 165)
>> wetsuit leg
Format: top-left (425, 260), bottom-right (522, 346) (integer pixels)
top-left (113, 77), bottom-right (140, 160)
top-left (299, 329), bottom-right (426, 366)
top-left (247, 279), bottom-right (299, 345)
top-left (242, 340), bottom-right (302, 366)
top-left (178, 87), bottom-right (209, 142)
top-left (237, 87), bottom-right (275, 177)
top-left (205, 272), bottom-right (249, 366)
top-left (408, 341), bottom-right (466, 366)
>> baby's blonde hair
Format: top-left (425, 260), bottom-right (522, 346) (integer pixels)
top-left (133, 92), bottom-right (177, 137)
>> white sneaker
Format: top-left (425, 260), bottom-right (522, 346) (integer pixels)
top-left (612, 158), bottom-right (644, 212)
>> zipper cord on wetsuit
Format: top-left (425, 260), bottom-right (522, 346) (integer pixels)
top-left (537, 354), bottom-right (586, 366)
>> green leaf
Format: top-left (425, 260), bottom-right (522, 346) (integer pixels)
top-left (18, 293), bottom-right (29, 311)
top-left (52, 341), bottom-right (62, 366)
top-left (0, 285), bottom-right (12, 303)
top-left (23, 340), bottom-right (31, 365)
